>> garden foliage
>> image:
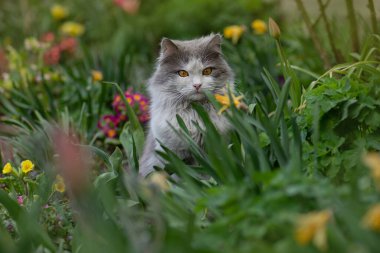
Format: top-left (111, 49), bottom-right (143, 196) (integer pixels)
top-left (0, 1), bottom-right (380, 252)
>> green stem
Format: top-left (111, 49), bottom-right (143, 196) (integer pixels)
top-left (275, 39), bottom-right (302, 108)
top-left (294, 0), bottom-right (332, 69)
top-left (317, 0), bottom-right (344, 63)
top-left (345, 0), bottom-right (360, 52)
top-left (21, 177), bottom-right (29, 197)
top-left (368, 0), bottom-right (379, 34)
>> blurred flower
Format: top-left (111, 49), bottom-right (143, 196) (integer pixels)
top-left (21, 160), bottom-right (34, 174)
top-left (106, 129), bottom-right (117, 138)
top-left (2, 162), bottom-right (13, 174)
top-left (51, 4), bottom-right (69, 20)
top-left (223, 25), bottom-right (245, 44)
top-left (114, 0), bottom-right (140, 14)
top-left (60, 22), bottom-right (85, 37)
top-left (40, 32), bottom-right (55, 43)
top-left (215, 90), bottom-right (245, 115)
top-left (17, 196), bottom-right (24, 206)
top-left (268, 18), bottom-right (281, 39)
top-left (362, 203), bottom-right (380, 231)
top-left (59, 37), bottom-right (77, 54)
top-left (99, 90), bottom-right (149, 138)
top-left (97, 114), bottom-right (120, 138)
top-left (54, 175), bottom-right (66, 193)
top-left (24, 37), bottom-right (43, 51)
top-left (0, 49), bottom-right (8, 74)
top-left (52, 129), bottom-right (90, 195)
top-left (363, 152), bottom-right (380, 188)
top-left (251, 19), bottom-right (267, 34)
top-left (148, 172), bottom-right (170, 192)
top-left (44, 46), bottom-right (61, 65)
top-left (295, 210), bottom-right (332, 251)
top-left (91, 70), bottom-right (103, 82)
top-left (112, 90), bottom-right (150, 123)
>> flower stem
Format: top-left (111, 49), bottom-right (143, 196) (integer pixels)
top-left (294, 0), bottom-right (331, 69)
top-left (368, 0), bottom-right (379, 34)
top-left (316, 0), bottom-right (344, 63)
top-left (275, 39), bottom-right (302, 108)
top-left (345, 0), bottom-right (360, 52)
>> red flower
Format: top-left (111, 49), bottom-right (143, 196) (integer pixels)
top-left (0, 49), bottom-right (8, 74)
top-left (44, 46), bottom-right (61, 65)
top-left (17, 196), bottom-right (24, 206)
top-left (97, 114), bottom-right (120, 138)
top-left (59, 37), bottom-right (77, 54)
top-left (40, 32), bottom-right (55, 43)
top-left (113, 0), bottom-right (140, 14)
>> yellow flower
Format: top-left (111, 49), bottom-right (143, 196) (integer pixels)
top-left (60, 22), bottom-right (85, 37)
top-left (362, 203), bottom-right (380, 231)
top-left (223, 25), bottom-right (245, 44)
top-left (363, 152), bottom-right (380, 188)
top-left (294, 210), bottom-right (332, 251)
top-left (51, 4), bottom-right (69, 20)
top-left (2, 163), bottom-right (13, 174)
top-left (54, 175), bottom-right (66, 193)
top-left (268, 18), bottom-right (281, 39)
top-left (91, 70), bottom-right (103, 82)
top-left (251, 19), bottom-right (267, 34)
top-left (214, 90), bottom-right (245, 115)
top-left (148, 172), bottom-right (170, 192)
top-left (21, 160), bottom-right (34, 174)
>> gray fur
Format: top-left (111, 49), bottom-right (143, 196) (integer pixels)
top-left (139, 34), bottom-right (234, 177)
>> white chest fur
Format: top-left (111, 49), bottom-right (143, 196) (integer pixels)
top-left (150, 101), bottom-right (229, 155)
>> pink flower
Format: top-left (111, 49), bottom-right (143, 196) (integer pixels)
top-left (98, 89), bottom-right (150, 138)
top-left (113, 0), bottom-right (140, 14)
top-left (44, 46), bottom-right (61, 65)
top-left (97, 114), bottom-right (120, 138)
top-left (40, 32), bottom-right (55, 43)
top-left (0, 49), bottom-right (8, 74)
top-left (59, 37), bottom-right (77, 54)
top-left (17, 196), bottom-right (24, 206)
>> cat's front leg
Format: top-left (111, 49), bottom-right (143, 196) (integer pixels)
top-left (139, 132), bottom-right (164, 177)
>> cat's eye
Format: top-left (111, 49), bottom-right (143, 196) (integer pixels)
top-left (202, 67), bottom-right (213, 76)
top-left (178, 70), bottom-right (189, 77)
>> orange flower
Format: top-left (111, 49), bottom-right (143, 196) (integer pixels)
top-left (362, 203), bottom-right (380, 232)
top-left (214, 89), bottom-right (245, 114)
top-left (91, 70), bottom-right (103, 82)
top-left (295, 210), bottom-right (332, 251)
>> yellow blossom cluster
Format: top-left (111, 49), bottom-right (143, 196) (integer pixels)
top-left (223, 19), bottom-right (269, 44)
top-left (51, 4), bottom-right (69, 20)
top-left (2, 160), bottom-right (35, 175)
top-left (60, 22), bottom-right (85, 37)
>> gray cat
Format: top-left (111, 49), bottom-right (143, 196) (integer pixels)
top-left (139, 34), bottom-right (234, 177)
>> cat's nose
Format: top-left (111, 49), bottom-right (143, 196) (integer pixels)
top-left (193, 83), bottom-right (202, 91)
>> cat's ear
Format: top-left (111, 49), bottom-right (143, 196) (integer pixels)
top-left (160, 38), bottom-right (178, 57)
top-left (206, 34), bottom-right (222, 53)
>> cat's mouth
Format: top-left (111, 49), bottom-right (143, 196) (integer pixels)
top-left (187, 91), bottom-right (207, 101)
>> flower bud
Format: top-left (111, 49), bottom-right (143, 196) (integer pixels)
top-left (268, 18), bottom-right (281, 39)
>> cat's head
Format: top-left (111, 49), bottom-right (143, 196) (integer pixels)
top-left (150, 34), bottom-right (234, 102)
